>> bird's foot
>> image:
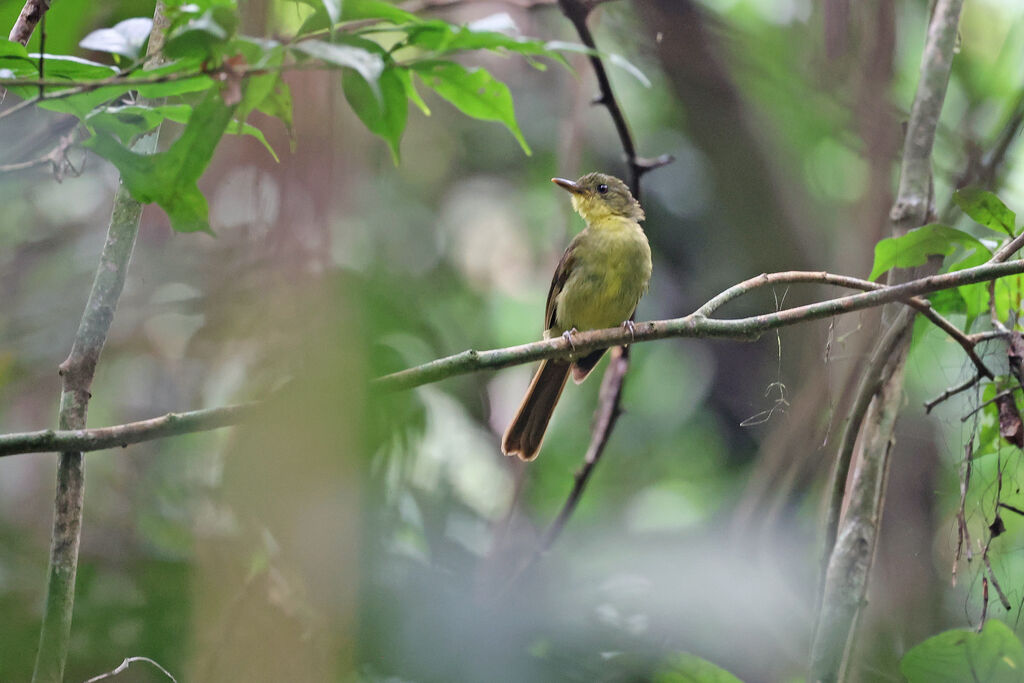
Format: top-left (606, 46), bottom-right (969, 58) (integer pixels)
top-left (561, 328), bottom-right (578, 351)
top-left (621, 320), bottom-right (636, 342)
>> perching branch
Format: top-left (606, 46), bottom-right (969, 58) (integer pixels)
top-left (1, 262), bottom-right (1018, 461)
top-left (0, 404), bottom-right (257, 459)
top-left (378, 260), bottom-right (1024, 393)
top-left (31, 5), bottom-right (170, 681)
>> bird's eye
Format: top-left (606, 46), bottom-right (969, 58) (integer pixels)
top-left (597, 184), bottom-right (609, 194)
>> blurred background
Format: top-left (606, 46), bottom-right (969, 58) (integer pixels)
top-left (2, 0), bottom-right (1024, 680)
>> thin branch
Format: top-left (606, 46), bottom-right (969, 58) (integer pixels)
top-left (953, 441), bottom-right (973, 587)
top-left (697, 270), bottom-right (991, 379)
top-left (0, 131), bottom-right (78, 178)
top-left (0, 403), bottom-right (257, 458)
top-left (377, 260), bottom-right (1024, 392)
top-left (992, 231), bottom-right (1024, 264)
top-left (31, 5), bottom-right (170, 681)
top-left (960, 387), bottom-right (1018, 422)
top-left (924, 373), bottom-right (981, 413)
top-left (555, 0), bottom-right (672, 198)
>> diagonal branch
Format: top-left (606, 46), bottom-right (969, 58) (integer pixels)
top-left (1, 262), bottom-right (1020, 460)
top-left (379, 261), bottom-right (1023, 392)
top-left (0, 404), bottom-right (257, 459)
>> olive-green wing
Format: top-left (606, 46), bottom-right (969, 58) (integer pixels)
top-left (545, 241), bottom-right (577, 332)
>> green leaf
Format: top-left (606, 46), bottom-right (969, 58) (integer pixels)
top-left (134, 59), bottom-right (215, 98)
top-left (340, 0), bottom-right (419, 24)
top-left (869, 223), bottom-right (989, 281)
top-left (164, 8), bottom-right (237, 61)
top-left (79, 18), bottom-right (153, 60)
top-left (321, 0), bottom-right (341, 25)
top-left (342, 65), bottom-right (407, 163)
top-left (411, 60), bottom-right (530, 154)
top-left (654, 653), bottom-right (745, 683)
top-left (901, 620), bottom-right (1024, 683)
top-left (955, 187), bottom-right (1017, 237)
top-left (30, 53), bottom-right (118, 80)
top-left (395, 67), bottom-right (429, 115)
top-left (290, 39), bottom-right (384, 86)
top-left (400, 13), bottom-right (569, 68)
top-left (86, 104), bottom-right (190, 143)
top-left (228, 120), bottom-right (280, 161)
top-left (256, 77), bottom-right (295, 145)
top-left (0, 38), bottom-right (29, 58)
top-left (0, 53), bottom-right (123, 118)
top-left (233, 42), bottom-right (285, 122)
top-left (84, 91), bottom-right (236, 233)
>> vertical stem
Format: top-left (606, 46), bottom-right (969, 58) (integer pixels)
top-left (808, 1), bottom-right (964, 681)
top-left (31, 6), bottom-right (168, 681)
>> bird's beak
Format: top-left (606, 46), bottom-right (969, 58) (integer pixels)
top-left (552, 177), bottom-right (585, 195)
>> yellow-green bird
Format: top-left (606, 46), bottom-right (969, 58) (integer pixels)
top-left (502, 172), bottom-right (652, 461)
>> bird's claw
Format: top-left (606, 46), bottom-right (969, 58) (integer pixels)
top-left (622, 320), bottom-right (636, 342)
top-left (561, 328), bottom-right (578, 351)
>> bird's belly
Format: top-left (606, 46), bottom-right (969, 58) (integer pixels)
top-left (555, 239), bottom-right (650, 333)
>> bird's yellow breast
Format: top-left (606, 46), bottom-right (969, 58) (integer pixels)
top-left (552, 216), bottom-right (652, 335)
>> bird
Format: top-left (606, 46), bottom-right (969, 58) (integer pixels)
top-left (501, 172), bottom-right (652, 461)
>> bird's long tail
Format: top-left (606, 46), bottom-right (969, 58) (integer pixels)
top-left (501, 359), bottom-right (571, 461)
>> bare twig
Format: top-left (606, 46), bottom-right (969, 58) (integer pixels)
top-left (0, 131), bottom-right (78, 179)
top-left (697, 270), bottom-right (991, 379)
top-left (0, 403), bottom-right (256, 458)
top-left (378, 260), bottom-right (1024, 392)
top-left (924, 373), bottom-right (982, 413)
top-left (555, 0), bottom-right (672, 198)
top-left (960, 387), bottom-right (1018, 422)
top-left (952, 441), bottom-right (973, 587)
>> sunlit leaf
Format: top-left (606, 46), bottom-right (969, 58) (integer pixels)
top-left (869, 223), bottom-right (988, 281)
top-left (290, 39), bottom-right (384, 87)
top-left (395, 67), bottom-right (429, 115)
top-left (901, 620), bottom-right (1024, 683)
top-left (340, 0), bottom-right (420, 24)
top-left (134, 59), bottom-right (214, 98)
top-left (79, 18), bottom-right (154, 60)
top-left (84, 91), bottom-right (236, 233)
top-left (412, 60), bottom-right (530, 155)
top-left (954, 187), bottom-right (1017, 237)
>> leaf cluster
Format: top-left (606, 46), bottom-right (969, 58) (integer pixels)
top-left (0, 0), bottom-right (646, 233)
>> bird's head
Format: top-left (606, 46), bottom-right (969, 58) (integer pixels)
top-left (552, 172), bottom-right (644, 223)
